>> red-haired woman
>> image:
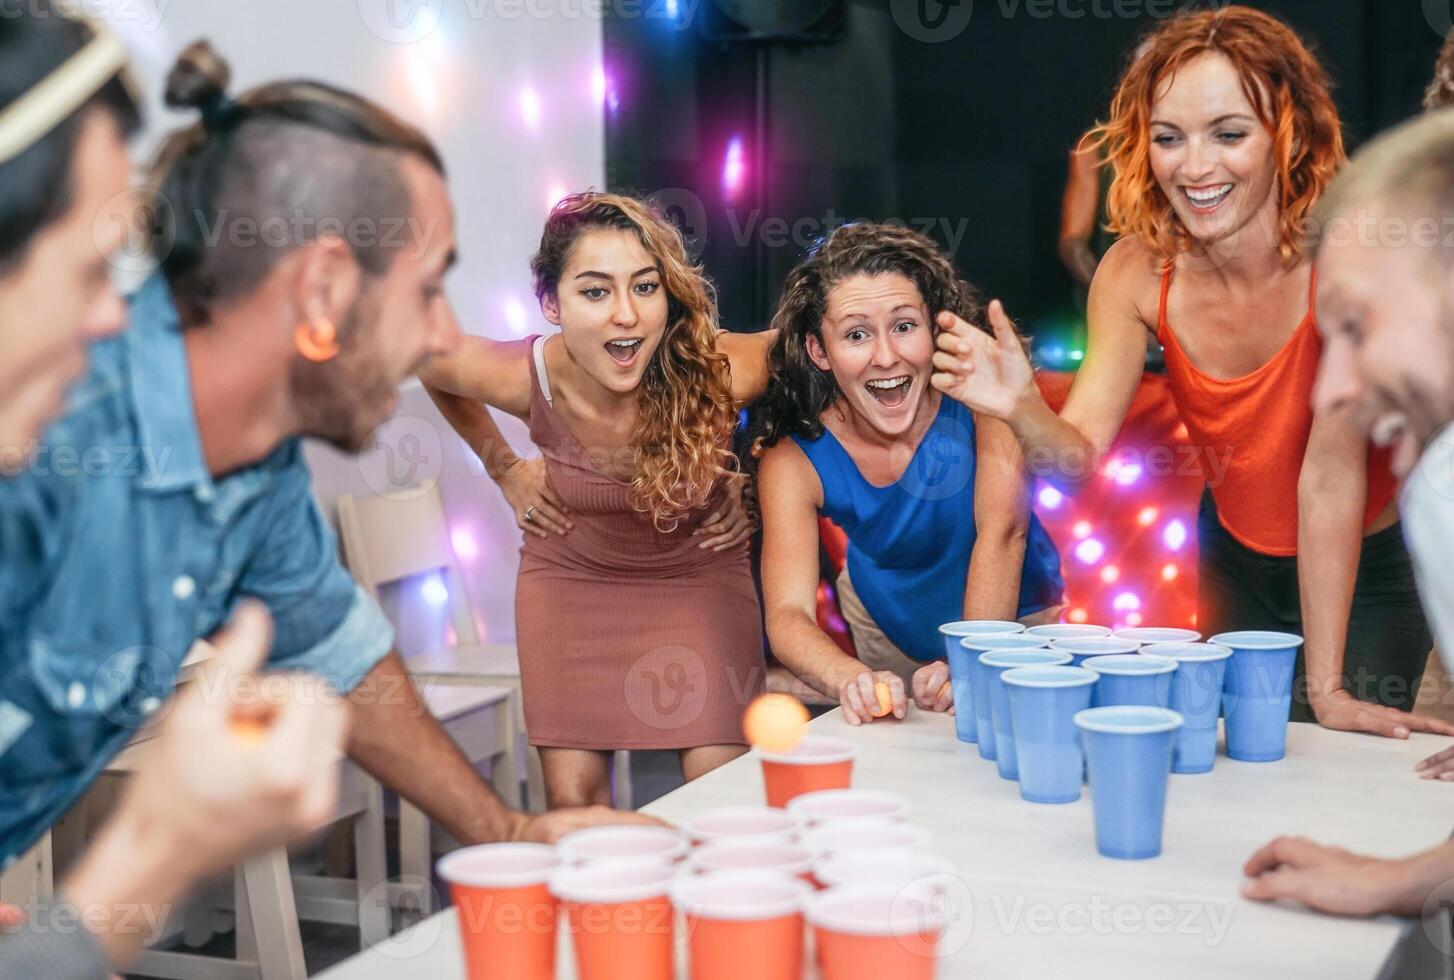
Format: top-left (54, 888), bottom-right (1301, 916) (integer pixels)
top-left (933, 6), bottom-right (1453, 739)
top-left (422, 192), bottom-right (775, 807)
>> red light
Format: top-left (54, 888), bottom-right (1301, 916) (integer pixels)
top-left (1125, 612), bottom-right (1144, 627)
top-left (1161, 563), bottom-right (1179, 582)
top-left (1072, 520), bottom-right (1093, 540)
top-left (1100, 565), bottom-right (1120, 584)
top-left (1068, 608), bottom-right (1088, 624)
top-left (1137, 506), bottom-right (1159, 527)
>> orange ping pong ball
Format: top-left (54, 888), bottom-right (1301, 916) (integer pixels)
top-left (872, 682), bottom-right (893, 718)
top-left (743, 693), bottom-right (810, 753)
top-left (230, 717), bottom-right (269, 745)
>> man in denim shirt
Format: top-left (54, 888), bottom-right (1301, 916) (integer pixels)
top-left (0, 45), bottom-right (651, 868)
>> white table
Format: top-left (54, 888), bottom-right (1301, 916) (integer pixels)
top-left (320, 709), bottom-right (1454, 979)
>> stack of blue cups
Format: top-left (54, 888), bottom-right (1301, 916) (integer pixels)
top-left (1002, 664), bottom-right (1099, 803)
top-left (1212, 631), bottom-right (1305, 762)
top-left (1085, 654), bottom-right (1176, 708)
top-left (1047, 636), bottom-right (1141, 669)
top-left (960, 634), bottom-right (1052, 760)
top-left (979, 648), bottom-right (1072, 781)
top-left (939, 620), bottom-right (1025, 745)
top-left (1145, 641), bottom-right (1232, 773)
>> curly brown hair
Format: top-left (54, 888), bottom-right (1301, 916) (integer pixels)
top-left (1426, 28), bottom-right (1454, 111)
top-left (748, 222), bottom-right (989, 455)
top-left (1089, 5), bottom-right (1344, 268)
top-left (531, 192), bottom-right (736, 530)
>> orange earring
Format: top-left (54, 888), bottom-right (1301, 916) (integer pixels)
top-left (294, 318), bottom-right (339, 362)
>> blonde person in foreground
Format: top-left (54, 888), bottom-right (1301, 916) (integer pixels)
top-left (1241, 97), bottom-right (1454, 916)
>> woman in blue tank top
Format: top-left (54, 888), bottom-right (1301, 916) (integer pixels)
top-left (751, 223), bottom-right (1064, 725)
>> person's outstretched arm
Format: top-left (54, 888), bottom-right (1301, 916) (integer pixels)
top-left (1243, 835), bottom-right (1454, 917)
top-left (759, 441), bottom-right (908, 725)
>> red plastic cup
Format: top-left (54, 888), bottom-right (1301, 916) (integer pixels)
top-left (801, 819), bottom-right (931, 859)
top-left (682, 806), bottom-right (804, 846)
top-left (437, 843), bottom-right (560, 980)
top-left (549, 860), bottom-right (676, 980)
top-left (758, 734), bottom-right (857, 807)
top-left (688, 839), bottom-right (815, 881)
top-left (786, 789), bottom-right (910, 825)
top-left (557, 825), bottom-right (689, 866)
top-left (811, 850), bottom-right (958, 891)
top-left (670, 871), bottom-right (812, 980)
top-left (808, 882), bottom-right (947, 980)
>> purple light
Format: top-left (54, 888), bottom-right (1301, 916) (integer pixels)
top-left (590, 66), bottom-right (609, 104)
top-left (519, 85), bottom-right (541, 129)
top-left (1074, 538), bottom-right (1105, 565)
top-left (503, 298), bottom-right (528, 336)
top-left (1113, 591), bottom-right (1142, 612)
top-left (1037, 486), bottom-right (1064, 510)
top-left (1114, 462), bottom-right (1143, 487)
top-left (1163, 519), bottom-right (1188, 552)
top-left (722, 137), bottom-right (746, 197)
top-left (451, 528), bottom-right (479, 563)
top-left (421, 574), bottom-right (449, 607)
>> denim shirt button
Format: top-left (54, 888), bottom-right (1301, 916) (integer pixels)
top-left (67, 682), bottom-right (86, 709)
top-left (172, 575), bottom-right (196, 601)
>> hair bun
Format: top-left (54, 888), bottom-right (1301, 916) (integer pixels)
top-left (164, 40), bottom-right (232, 113)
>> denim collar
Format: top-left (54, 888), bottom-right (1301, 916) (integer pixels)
top-left (125, 274), bottom-right (213, 495)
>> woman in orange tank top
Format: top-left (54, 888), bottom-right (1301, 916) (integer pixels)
top-left (931, 6), bottom-right (1454, 741)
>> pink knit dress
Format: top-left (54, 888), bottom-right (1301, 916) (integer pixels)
top-left (513, 336), bottom-right (764, 750)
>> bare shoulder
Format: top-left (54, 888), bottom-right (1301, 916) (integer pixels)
top-left (421, 335), bottom-right (535, 417)
top-left (1090, 237), bottom-right (1163, 331)
top-left (757, 437), bottom-right (823, 509)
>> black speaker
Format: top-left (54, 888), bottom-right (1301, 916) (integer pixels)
top-left (700, 0), bottom-right (846, 43)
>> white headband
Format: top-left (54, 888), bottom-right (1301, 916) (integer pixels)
top-left (0, 21), bottom-right (131, 166)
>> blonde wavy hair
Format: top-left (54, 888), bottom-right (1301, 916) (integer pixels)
top-left (1088, 5), bottom-right (1344, 269)
top-left (530, 192), bottom-right (736, 530)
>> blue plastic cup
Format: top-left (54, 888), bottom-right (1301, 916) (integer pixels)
top-left (1085, 654), bottom-right (1177, 708)
top-left (1003, 665), bottom-right (1098, 803)
top-left (959, 634), bottom-right (1051, 760)
top-left (1110, 627), bottom-right (1202, 645)
top-left (1075, 706), bottom-right (1184, 860)
top-left (1025, 623), bottom-right (1113, 641)
top-left (939, 621), bottom-right (1027, 745)
top-left (1146, 642), bottom-right (1232, 774)
top-left (1212, 631), bottom-right (1304, 763)
top-left (979, 649), bottom-right (1073, 781)
top-left (1048, 637), bottom-right (1140, 668)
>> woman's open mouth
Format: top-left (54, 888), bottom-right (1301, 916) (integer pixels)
top-left (605, 337), bottom-right (643, 365)
top-left (1183, 183), bottom-right (1233, 213)
top-left (865, 375), bottom-right (912, 408)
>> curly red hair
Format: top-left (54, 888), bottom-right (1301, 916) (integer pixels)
top-left (1090, 5), bottom-right (1344, 267)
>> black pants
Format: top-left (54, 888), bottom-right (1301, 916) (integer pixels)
top-left (1197, 491), bottom-right (1431, 721)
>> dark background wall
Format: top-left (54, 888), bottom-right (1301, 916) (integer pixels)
top-left (603, 0), bottom-right (1446, 340)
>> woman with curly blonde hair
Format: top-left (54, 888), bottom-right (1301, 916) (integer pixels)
top-left (934, 5), bottom-right (1451, 740)
top-left (751, 222), bottom-right (1063, 726)
top-left (423, 191), bottom-right (775, 806)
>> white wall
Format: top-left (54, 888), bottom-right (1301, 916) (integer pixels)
top-left (109, 0), bottom-right (606, 646)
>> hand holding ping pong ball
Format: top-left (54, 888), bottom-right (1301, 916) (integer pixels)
top-left (743, 693), bottom-right (810, 753)
top-left (872, 682), bottom-right (893, 718)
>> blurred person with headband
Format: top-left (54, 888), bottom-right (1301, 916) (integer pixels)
top-left (0, 9), bottom-right (348, 978)
top-left (1242, 107), bottom-right (1454, 918)
top-left (0, 34), bottom-right (659, 901)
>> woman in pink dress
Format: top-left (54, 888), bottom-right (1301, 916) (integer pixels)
top-left (423, 192), bottom-right (775, 807)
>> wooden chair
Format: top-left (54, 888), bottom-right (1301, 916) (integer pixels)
top-left (334, 485), bottom-right (633, 813)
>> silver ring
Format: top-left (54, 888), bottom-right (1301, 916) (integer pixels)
top-left (524, 506), bottom-right (537, 523)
